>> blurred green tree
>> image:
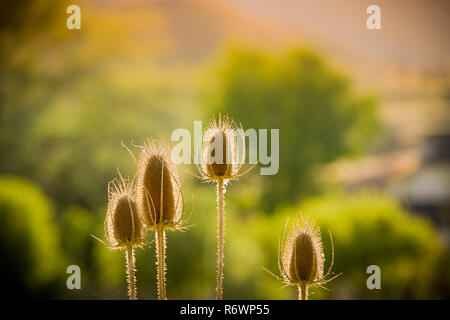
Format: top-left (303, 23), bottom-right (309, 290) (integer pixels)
top-left (60, 205), bottom-right (100, 298)
top-left (0, 176), bottom-right (64, 298)
top-left (207, 48), bottom-right (379, 210)
top-left (0, 0), bottom-right (183, 210)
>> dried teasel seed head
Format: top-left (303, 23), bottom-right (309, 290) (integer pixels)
top-left (205, 130), bottom-right (231, 178)
top-left (281, 217), bottom-right (324, 285)
top-left (136, 138), bottom-right (184, 230)
top-left (263, 215), bottom-right (340, 298)
top-left (199, 114), bottom-right (245, 182)
top-left (105, 176), bottom-right (144, 249)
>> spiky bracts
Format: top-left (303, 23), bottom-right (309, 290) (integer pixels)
top-left (281, 218), bottom-right (325, 286)
top-left (198, 114), bottom-right (245, 183)
top-left (135, 138), bottom-right (185, 300)
top-left (105, 176), bottom-right (144, 249)
top-left (286, 217), bottom-right (341, 300)
top-left (264, 216), bottom-right (340, 300)
top-left (136, 138), bottom-right (184, 231)
top-left (103, 174), bottom-right (144, 300)
top-left (196, 114), bottom-right (248, 300)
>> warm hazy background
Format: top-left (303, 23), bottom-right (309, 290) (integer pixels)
top-left (0, 0), bottom-right (449, 299)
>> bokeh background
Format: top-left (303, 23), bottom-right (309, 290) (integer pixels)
top-left (0, 0), bottom-right (449, 299)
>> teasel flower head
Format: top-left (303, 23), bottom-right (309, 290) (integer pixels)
top-left (264, 216), bottom-right (341, 299)
top-left (197, 114), bottom-right (246, 183)
top-left (136, 138), bottom-right (185, 231)
top-left (282, 217), bottom-right (341, 288)
top-left (98, 172), bottom-right (144, 300)
top-left (104, 174), bottom-right (145, 250)
top-left (281, 217), bottom-right (325, 285)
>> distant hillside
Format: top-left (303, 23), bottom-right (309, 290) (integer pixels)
top-left (220, 0), bottom-right (450, 71)
top-left (86, 0), bottom-right (297, 63)
top-left (81, 0), bottom-right (449, 144)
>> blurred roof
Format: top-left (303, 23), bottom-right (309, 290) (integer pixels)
top-left (320, 148), bottom-right (420, 190)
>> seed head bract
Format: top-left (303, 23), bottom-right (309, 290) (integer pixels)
top-left (104, 175), bottom-right (144, 249)
top-left (136, 138), bottom-right (184, 231)
top-left (198, 114), bottom-right (246, 182)
top-left (282, 217), bottom-right (324, 285)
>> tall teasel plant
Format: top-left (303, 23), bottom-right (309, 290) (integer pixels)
top-left (264, 216), bottom-right (341, 300)
top-left (135, 138), bottom-right (185, 300)
top-left (100, 173), bottom-right (145, 300)
top-left (196, 114), bottom-right (249, 300)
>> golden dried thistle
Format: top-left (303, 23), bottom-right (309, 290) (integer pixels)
top-left (105, 176), bottom-right (144, 249)
top-left (282, 218), bottom-right (324, 285)
top-left (102, 173), bottom-right (144, 300)
top-left (136, 138), bottom-right (184, 230)
top-left (134, 138), bottom-right (185, 300)
top-left (197, 114), bottom-right (245, 182)
top-left (264, 216), bottom-right (341, 300)
top-left (195, 114), bottom-right (251, 300)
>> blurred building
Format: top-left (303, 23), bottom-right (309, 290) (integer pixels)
top-left (321, 133), bottom-right (450, 230)
top-left (394, 134), bottom-right (450, 228)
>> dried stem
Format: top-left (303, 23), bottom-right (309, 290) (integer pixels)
top-left (156, 226), bottom-right (167, 300)
top-left (299, 283), bottom-right (308, 300)
top-left (216, 178), bottom-right (225, 300)
top-left (126, 244), bottom-right (137, 300)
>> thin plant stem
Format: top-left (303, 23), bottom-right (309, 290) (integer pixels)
top-left (299, 283), bottom-right (308, 300)
top-left (156, 226), bottom-right (167, 300)
top-left (216, 178), bottom-right (225, 300)
top-left (126, 244), bottom-right (137, 300)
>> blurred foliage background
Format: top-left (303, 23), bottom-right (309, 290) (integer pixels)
top-left (0, 0), bottom-right (448, 299)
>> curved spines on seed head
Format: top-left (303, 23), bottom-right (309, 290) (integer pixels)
top-left (104, 175), bottom-right (144, 250)
top-left (195, 114), bottom-right (248, 300)
top-left (281, 217), bottom-right (324, 286)
top-left (136, 138), bottom-right (185, 231)
top-left (198, 114), bottom-right (246, 183)
top-left (102, 172), bottom-right (144, 300)
top-left (264, 215), bottom-right (341, 300)
top-left (134, 137), bottom-right (185, 300)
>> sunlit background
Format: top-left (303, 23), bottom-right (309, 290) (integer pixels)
top-left (0, 0), bottom-right (449, 299)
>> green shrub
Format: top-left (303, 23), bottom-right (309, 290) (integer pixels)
top-left (299, 192), bottom-right (444, 299)
top-left (0, 176), bottom-right (64, 297)
top-left (221, 191), bottom-right (444, 299)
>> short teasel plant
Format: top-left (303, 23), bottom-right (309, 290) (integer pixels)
top-left (135, 138), bottom-right (185, 300)
top-left (264, 216), bottom-right (341, 300)
top-left (100, 172), bottom-right (145, 300)
top-left (196, 114), bottom-right (250, 300)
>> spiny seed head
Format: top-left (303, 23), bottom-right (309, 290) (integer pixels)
top-left (105, 176), bottom-right (144, 249)
top-left (136, 138), bottom-right (184, 230)
top-left (198, 114), bottom-right (245, 182)
top-left (281, 217), bottom-right (324, 286)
